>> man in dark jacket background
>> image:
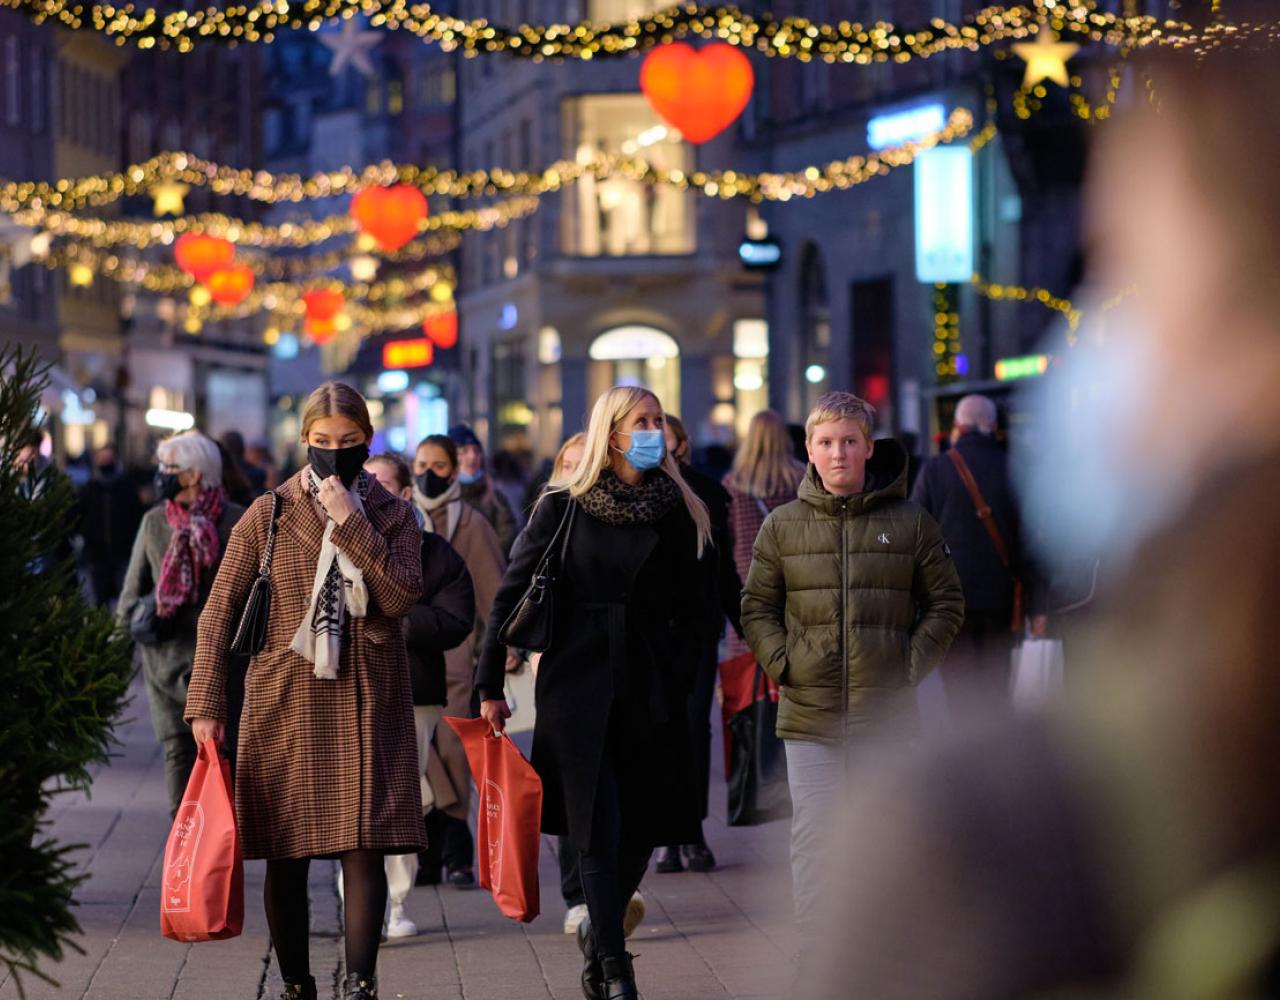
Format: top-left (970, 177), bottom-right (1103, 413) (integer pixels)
top-left (448, 423), bottom-right (518, 556)
top-left (911, 395), bottom-right (1022, 696)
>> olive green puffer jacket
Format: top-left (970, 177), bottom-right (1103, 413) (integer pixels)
top-left (742, 440), bottom-right (964, 743)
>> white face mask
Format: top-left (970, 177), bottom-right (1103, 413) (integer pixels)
top-left (1013, 299), bottom-right (1195, 580)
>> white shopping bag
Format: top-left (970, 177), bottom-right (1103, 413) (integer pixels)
top-left (504, 663), bottom-right (537, 735)
top-left (1010, 638), bottom-right (1065, 710)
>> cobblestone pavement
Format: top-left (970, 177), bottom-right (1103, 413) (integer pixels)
top-left (2, 679), bottom-right (798, 999)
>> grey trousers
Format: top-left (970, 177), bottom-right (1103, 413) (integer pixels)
top-left (783, 739), bottom-right (853, 934)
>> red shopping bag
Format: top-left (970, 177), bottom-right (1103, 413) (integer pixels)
top-left (160, 739), bottom-right (244, 942)
top-left (444, 716), bottom-right (543, 923)
top-left (719, 652), bottom-right (778, 778)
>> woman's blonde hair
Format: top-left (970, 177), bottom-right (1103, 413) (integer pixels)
top-left (726, 409), bottom-right (805, 499)
top-left (300, 381), bottom-right (374, 441)
top-left (555, 386), bottom-right (710, 556)
top-left (550, 432), bottom-right (586, 482)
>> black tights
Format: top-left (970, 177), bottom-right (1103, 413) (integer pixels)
top-left (578, 758), bottom-right (652, 963)
top-left (264, 850), bottom-right (388, 981)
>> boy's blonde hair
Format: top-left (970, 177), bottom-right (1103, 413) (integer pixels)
top-left (804, 391), bottom-right (876, 442)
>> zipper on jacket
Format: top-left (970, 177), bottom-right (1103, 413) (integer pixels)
top-left (840, 499), bottom-right (850, 744)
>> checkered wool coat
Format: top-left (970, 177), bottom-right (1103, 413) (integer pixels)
top-left (186, 468), bottom-right (425, 860)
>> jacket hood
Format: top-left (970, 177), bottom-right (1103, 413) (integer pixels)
top-left (798, 437), bottom-right (909, 516)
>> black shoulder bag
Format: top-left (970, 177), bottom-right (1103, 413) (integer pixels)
top-left (497, 497), bottom-right (576, 652)
top-left (229, 491), bottom-right (281, 657)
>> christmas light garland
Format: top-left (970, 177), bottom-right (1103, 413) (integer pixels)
top-left (0, 0), bottom-right (1227, 59)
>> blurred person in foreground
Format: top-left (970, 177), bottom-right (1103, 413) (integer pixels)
top-left (655, 414), bottom-right (744, 875)
top-left (117, 431), bottom-right (244, 816)
top-left (911, 394), bottom-right (1024, 699)
top-left (806, 26), bottom-right (1280, 1000)
top-left (742, 391), bottom-right (963, 944)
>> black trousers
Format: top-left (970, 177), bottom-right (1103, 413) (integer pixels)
top-left (578, 749), bottom-right (651, 962)
top-left (422, 809), bottom-right (475, 875)
top-left (559, 836), bottom-right (584, 908)
top-left (943, 608), bottom-right (1017, 702)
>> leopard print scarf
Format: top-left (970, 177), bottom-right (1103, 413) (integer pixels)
top-left (579, 468), bottom-right (682, 526)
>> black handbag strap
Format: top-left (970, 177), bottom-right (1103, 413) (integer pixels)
top-left (535, 495), bottom-right (576, 579)
top-left (257, 491), bottom-right (281, 577)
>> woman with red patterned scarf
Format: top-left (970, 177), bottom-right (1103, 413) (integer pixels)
top-left (118, 430), bottom-right (246, 816)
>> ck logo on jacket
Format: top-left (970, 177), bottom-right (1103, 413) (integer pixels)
top-left (878, 533), bottom-right (891, 544)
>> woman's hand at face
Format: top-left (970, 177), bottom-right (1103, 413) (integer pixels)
top-left (318, 475), bottom-right (358, 525)
top-left (480, 699), bottom-right (511, 734)
top-left (192, 718), bottom-right (224, 744)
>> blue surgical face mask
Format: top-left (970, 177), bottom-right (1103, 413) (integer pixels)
top-left (618, 429), bottom-right (665, 472)
top-left (458, 470), bottom-right (484, 485)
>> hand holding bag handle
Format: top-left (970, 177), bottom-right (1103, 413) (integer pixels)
top-left (498, 496), bottom-right (576, 652)
top-left (229, 491), bottom-right (281, 657)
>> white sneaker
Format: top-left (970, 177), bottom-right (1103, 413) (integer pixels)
top-left (385, 903), bottom-right (418, 939)
top-left (563, 903), bottom-right (588, 935)
top-left (623, 891), bottom-right (646, 938)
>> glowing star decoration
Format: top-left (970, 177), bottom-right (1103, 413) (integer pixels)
top-left (1012, 30), bottom-right (1080, 89)
top-left (320, 19), bottom-right (382, 79)
top-left (151, 182), bottom-right (189, 217)
top-left (640, 43), bottom-right (755, 144)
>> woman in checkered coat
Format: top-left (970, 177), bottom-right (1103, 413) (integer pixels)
top-left (186, 382), bottom-right (424, 1000)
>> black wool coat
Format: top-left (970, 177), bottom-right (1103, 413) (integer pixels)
top-left (476, 485), bottom-right (709, 852)
top-left (406, 531), bottom-right (476, 706)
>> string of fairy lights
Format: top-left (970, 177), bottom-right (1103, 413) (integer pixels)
top-left (0, 0), bottom-right (1254, 59)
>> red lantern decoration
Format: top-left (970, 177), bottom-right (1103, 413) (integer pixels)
top-left (305, 318), bottom-right (338, 346)
top-left (422, 311), bottom-right (458, 350)
top-left (350, 185), bottom-right (429, 252)
top-left (204, 264), bottom-right (255, 307)
top-left (383, 339), bottom-right (435, 369)
top-left (639, 43), bottom-right (755, 144)
top-left (303, 288), bottom-right (345, 324)
top-left (174, 233), bottom-right (236, 281)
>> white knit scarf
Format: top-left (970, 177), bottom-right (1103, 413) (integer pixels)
top-left (290, 469), bottom-right (369, 679)
top-left (414, 479), bottom-right (462, 541)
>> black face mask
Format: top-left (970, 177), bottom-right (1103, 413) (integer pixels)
top-left (153, 471), bottom-right (183, 502)
top-left (415, 469), bottom-right (452, 499)
top-left (96, 462), bottom-right (117, 478)
top-left (308, 443), bottom-right (369, 488)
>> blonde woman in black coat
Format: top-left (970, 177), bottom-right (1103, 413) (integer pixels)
top-left (477, 386), bottom-right (712, 1000)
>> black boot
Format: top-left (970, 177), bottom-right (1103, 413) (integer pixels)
top-left (576, 915), bottom-right (604, 1000)
top-left (280, 976), bottom-right (317, 1000)
top-left (654, 845), bottom-right (683, 873)
top-left (683, 841), bottom-right (716, 873)
top-left (343, 971), bottom-right (378, 999)
top-left (601, 953), bottom-right (638, 1000)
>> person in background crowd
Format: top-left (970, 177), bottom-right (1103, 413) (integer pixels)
top-left (217, 438), bottom-right (257, 508)
top-left (477, 385), bottom-right (712, 1000)
top-left (15, 427), bottom-right (45, 477)
top-left (411, 433), bottom-right (507, 888)
top-left (490, 448), bottom-right (529, 534)
top-left (220, 430), bottom-right (267, 497)
top-left (77, 444), bottom-right (145, 607)
top-left (447, 423), bottom-right (518, 554)
top-left (654, 414), bottom-right (744, 875)
top-left (911, 394), bottom-right (1024, 698)
top-left (742, 391), bottom-right (964, 944)
top-left (808, 30), bottom-right (1280, 998)
top-left (246, 439), bottom-right (283, 491)
top-left (187, 381), bottom-right (424, 1000)
top-left (117, 430), bottom-right (245, 817)
top-left (362, 452), bottom-right (475, 939)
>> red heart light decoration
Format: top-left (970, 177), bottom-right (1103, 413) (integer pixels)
top-left (350, 185), bottom-right (429, 252)
top-left (422, 311), bottom-right (458, 350)
top-left (174, 233), bottom-right (235, 281)
top-left (204, 264), bottom-right (255, 307)
top-left (303, 288), bottom-right (345, 323)
top-left (305, 317), bottom-right (338, 346)
top-left (640, 43), bottom-right (755, 144)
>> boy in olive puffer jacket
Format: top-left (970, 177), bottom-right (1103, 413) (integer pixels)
top-left (741, 391), bottom-right (963, 936)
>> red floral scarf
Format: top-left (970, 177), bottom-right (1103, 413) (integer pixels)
top-left (156, 487), bottom-right (225, 618)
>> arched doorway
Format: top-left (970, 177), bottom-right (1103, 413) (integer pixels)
top-left (799, 244), bottom-right (831, 411)
top-left (587, 326), bottom-right (681, 413)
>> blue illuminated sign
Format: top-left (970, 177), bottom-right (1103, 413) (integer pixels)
top-left (914, 147), bottom-right (974, 284)
top-left (738, 237), bottom-right (782, 269)
top-left (867, 103), bottom-right (947, 151)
